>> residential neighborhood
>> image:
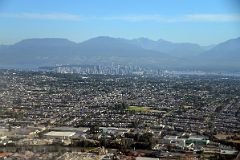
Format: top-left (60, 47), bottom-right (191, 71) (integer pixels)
top-left (0, 69), bottom-right (239, 159)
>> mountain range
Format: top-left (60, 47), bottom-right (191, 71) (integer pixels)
top-left (0, 36), bottom-right (239, 71)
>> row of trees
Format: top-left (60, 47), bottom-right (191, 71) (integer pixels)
top-left (74, 128), bottom-right (155, 151)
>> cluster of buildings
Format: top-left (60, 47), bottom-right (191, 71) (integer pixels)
top-left (42, 65), bottom-right (151, 75)
top-left (0, 69), bottom-right (239, 159)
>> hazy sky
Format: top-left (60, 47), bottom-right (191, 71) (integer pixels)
top-left (0, 0), bottom-right (240, 45)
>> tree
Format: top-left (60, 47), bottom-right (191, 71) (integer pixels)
top-left (90, 123), bottom-right (100, 134)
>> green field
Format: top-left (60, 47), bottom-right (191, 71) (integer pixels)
top-left (127, 106), bottom-right (151, 112)
top-left (227, 140), bottom-right (240, 144)
top-left (214, 134), bottom-right (240, 144)
top-left (127, 106), bottom-right (163, 113)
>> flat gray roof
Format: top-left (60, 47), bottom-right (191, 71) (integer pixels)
top-left (44, 131), bottom-right (76, 137)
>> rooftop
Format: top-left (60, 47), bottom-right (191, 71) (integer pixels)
top-left (44, 131), bottom-right (76, 137)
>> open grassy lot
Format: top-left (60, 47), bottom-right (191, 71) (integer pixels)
top-left (226, 140), bottom-right (240, 144)
top-left (127, 106), bottom-right (151, 112)
top-left (127, 106), bottom-right (162, 113)
top-left (214, 134), bottom-right (240, 144)
top-left (215, 134), bottom-right (240, 139)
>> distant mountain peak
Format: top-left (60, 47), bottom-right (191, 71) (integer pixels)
top-left (133, 37), bottom-right (153, 41)
top-left (15, 38), bottom-right (76, 45)
top-left (157, 38), bottom-right (172, 43)
top-left (200, 36), bottom-right (240, 59)
top-left (0, 36), bottom-right (239, 71)
top-left (13, 38), bottom-right (77, 49)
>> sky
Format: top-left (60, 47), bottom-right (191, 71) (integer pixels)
top-left (0, 0), bottom-right (240, 45)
